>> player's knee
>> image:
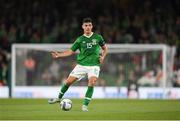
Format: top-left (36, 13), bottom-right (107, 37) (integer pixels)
top-left (88, 77), bottom-right (97, 86)
top-left (91, 80), bottom-right (96, 86)
top-left (66, 79), bottom-right (76, 86)
top-left (66, 81), bottom-right (72, 86)
top-left (65, 76), bottom-right (77, 86)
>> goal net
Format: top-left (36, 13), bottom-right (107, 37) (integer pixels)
top-left (11, 44), bottom-right (176, 98)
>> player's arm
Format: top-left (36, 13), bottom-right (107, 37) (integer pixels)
top-left (51, 38), bottom-right (79, 58)
top-left (100, 44), bottom-right (108, 64)
top-left (51, 50), bottom-right (75, 58)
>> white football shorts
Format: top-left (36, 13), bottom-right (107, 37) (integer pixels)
top-left (69, 64), bottom-right (100, 80)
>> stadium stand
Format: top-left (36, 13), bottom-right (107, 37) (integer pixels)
top-left (0, 0), bottom-right (179, 87)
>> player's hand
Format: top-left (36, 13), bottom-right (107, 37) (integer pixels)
top-left (99, 56), bottom-right (105, 64)
top-left (51, 51), bottom-right (60, 58)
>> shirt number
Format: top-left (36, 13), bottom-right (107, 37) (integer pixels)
top-left (86, 41), bottom-right (97, 48)
top-left (87, 43), bottom-right (92, 48)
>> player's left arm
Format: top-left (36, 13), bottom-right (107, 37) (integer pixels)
top-left (100, 44), bottom-right (108, 64)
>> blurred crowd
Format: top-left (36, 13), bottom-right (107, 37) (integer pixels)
top-left (0, 0), bottom-right (180, 87)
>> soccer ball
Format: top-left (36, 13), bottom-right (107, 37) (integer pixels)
top-left (60, 99), bottom-right (72, 111)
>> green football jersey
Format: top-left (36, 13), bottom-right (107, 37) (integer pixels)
top-left (71, 33), bottom-right (105, 66)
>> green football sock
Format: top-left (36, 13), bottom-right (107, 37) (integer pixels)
top-left (83, 86), bottom-right (94, 106)
top-left (58, 83), bottom-right (69, 99)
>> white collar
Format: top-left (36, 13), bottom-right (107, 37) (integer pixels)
top-left (83, 32), bottom-right (93, 38)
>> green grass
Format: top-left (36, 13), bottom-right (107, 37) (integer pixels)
top-left (0, 99), bottom-right (180, 120)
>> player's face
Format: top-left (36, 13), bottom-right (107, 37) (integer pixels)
top-left (82, 22), bottom-right (93, 35)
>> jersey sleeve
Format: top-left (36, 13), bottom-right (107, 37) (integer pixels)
top-left (98, 35), bottom-right (105, 46)
top-left (70, 38), bottom-right (80, 52)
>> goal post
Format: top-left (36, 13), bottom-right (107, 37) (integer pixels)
top-left (11, 44), bottom-right (176, 98)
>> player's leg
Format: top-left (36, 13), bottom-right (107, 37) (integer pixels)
top-left (61, 65), bottom-right (86, 99)
top-left (49, 64), bottom-right (86, 104)
top-left (58, 76), bottom-right (77, 99)
top-left (82, 66), bottom-right (100, 111)
top-left (82, 76), bottom-right (97, 111)
top-left (48, 76), bottom-right (77, 104)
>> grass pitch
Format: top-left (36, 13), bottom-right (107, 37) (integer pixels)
top-left (0, 99), bottom-right (180, 120)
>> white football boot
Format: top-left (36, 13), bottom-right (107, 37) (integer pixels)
top-left (48, 98), bottom-right (61, 104)
top-left (82, 105), bottom-right (88, 112)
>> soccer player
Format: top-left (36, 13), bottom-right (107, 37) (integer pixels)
top-left (48, 17), bottom-right (108, 111)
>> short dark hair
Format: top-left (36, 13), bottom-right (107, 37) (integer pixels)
top-left (82, 17), bottom-right (93, 24)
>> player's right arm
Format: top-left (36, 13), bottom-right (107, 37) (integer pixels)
top-left (51, 50), bottom-right (74, 58)
top-left (52, 38), bottom-right (80, 59)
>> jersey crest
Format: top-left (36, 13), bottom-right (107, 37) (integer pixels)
top-left (92, 39), bottom-right (97, 45)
